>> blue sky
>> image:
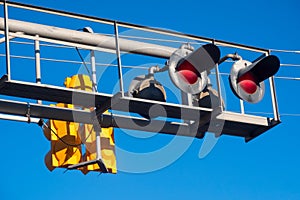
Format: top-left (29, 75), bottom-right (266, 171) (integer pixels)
top-left (1, 0), bottom-right (300, 199)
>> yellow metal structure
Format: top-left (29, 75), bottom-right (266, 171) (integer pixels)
top-left (43, 74), bottom-right (117, 174)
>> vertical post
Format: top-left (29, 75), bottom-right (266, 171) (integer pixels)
top-left (114, 21), bottom-right (124, 97)
top-left (90, 50), bottom-right (98, 91)
top-left (181, 91), bottom-right (195, 135)
top-left (268, 51), bottom-right (280, 121)
top-left (213, 39), bottom-right (223, 112)
top-left (96, 129), bottom-right (102, 160)
top-left (35, 35), bottom-right (42, 104)
top-left (214, 63), bottom-right (223, 112)
top-left (90, 50), bottom-right (102, 160)
top-left (240, 99), bottom-right (245, 114)
top-left (266, 51), bottom-right (280, 121)
top-left (3, 0), bottom-right (11, 80)
top-left (269, 76), bottom-right (280, 121)
top-left (181, 91), bottom-right (193, 106)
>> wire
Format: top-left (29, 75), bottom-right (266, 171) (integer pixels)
top-left (211, 71), bottom-right (300, 81)
top-left (4, 53), bottom-right (300, 80)
top-left (9, 38), bottom-right (300, 56)
top-left (270, 49), bottom-right (300, 54)
top-left (247, 111), bottom-right (300, 117)
top-left (280, 113), bottom-right (300, 117)
top-left (7, 39), bottom-right (300, 68)
top-left (42, 120), bottom-right (82, 147)
top-left (10, 40), bottom-right (74, 49)
top-left (280, 63), bottom-right (300, 67)
top-left (0, 53), bottom-right (150, 70)
top-left (41, 119), bottom-right (96, 147)
top-left (75, 47), bottom-right (93, 77)
top-left (274, 76), bottom-right (300, 81)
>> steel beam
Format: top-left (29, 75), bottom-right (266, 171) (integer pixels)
top-left (0, 17), bottom-right (177, 59)
top-left (0, 98), bottom-right (202, 138)
top-left (0, 98), bottom-right (280, 141)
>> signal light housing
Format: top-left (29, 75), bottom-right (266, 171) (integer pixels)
top-left (128, 74), bottom-right (166, 118)
top-left (197, 86), bottom-right (222, 109)
top-left (229, 55), bottom-right (280, 103)
top-left (168, 43), bottom-right (220, 94)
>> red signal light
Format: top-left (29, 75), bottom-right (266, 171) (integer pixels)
top-left (237, 72), bottom-right (258, 94)
top-left (176, 60), bottom-right (200, 84)
top-left (168, 44), bottom-right (220, 94)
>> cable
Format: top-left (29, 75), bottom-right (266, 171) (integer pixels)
top-left (274, 76), bottom-right (300, 81)
top-left (42, 120), bottom-right (82, 147)
top-left (10, 40), bottom-right (74, 49)
top-left (75, 47), bottom-right (93, 77)
top-left (247, 111), bottom-right (300, 117)
top-left (0, 53), bottom-right (148, 69)
top-left (41, 119), bottom-right (96, 147)
top-left (270, 49), bottom-right (300, 54)
top-left (210, 71), bottom-right (300, 81)
top-left (280, 63), bottom-right (300, 67)
top-left (9, 37), bottom-right (300, 55)
top-left (4, 53), bottom-right (300, 80)
top-left (280, 113), bottom-right (300, 117)
top-left (6, 39), bottom-right (300, 69)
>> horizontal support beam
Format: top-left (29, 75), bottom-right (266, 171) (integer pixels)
top-left (0, 17), bottom-right (177, 59)
top-left (0, 75), bottom-right (111, 107)
top-left (0, 76), bottom-right (213, 121)
top-left (0, 1), bottom-right (269, 53)
top-left (0, 98), bottom-right (93, 123)
top-left (0, 98), bottom-right (203, 138)
top-left (0, 113), bottom-right (40, 123)
top-left (0, 97), bottom-right (280, 141)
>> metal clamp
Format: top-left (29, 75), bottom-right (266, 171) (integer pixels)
top-left (26, 102), bottom-right (31, 123)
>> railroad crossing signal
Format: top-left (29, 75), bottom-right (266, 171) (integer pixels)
top-left (168, 43), bottom-right (220, 94)
top-left (229, 55), bottom-right (280, 103)
top-left (0, 5), bottom-right (284, 175)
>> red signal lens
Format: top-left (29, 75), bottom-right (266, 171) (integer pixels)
top-left (176, 61), bottom-right (199, 84)
top-left (237, 72), bottom-right (258, 94)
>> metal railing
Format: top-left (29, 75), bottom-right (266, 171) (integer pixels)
top-left (0, 0), bottom-right (280, 124)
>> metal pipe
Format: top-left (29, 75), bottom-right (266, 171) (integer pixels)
top-left (90, 49), bottom-right (102, 160)
top-left (0, 17), bottom-right (177, 59)
top-left (95, 130), bottom-right (102, 160)
top-left (114, 22), bottom-right (125, 97)
top-left (218, 53), bottom-right (242, 65)
top-left (3, 0), bottom-right (11, 80)
top-left (0, 113), bottom-right (40, 123)
top-left (214, 64), bottom-right (224, 112)
top-left (0, 1), bottom-right (270, 53)
top-left (34, 35), bottom-right (42, 104)
top-left (0, 98), bottom-right (197, 137)
top-left (148, 65), bottom-right (160, 75)
top-left (90, 50), bottom-right (97, 91)
top-left (269, 70), bottom-right (280, 121)
top-left (181, 91), bottom-right (194, 129)
top-left (240, 99), bottom-right (245, 114)
top-left (0, 35), bottom-right (14, 43)
top-left (264, 51), bottom-right (280, 121)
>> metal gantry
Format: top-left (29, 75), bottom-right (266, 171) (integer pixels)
top-left (0, 1), bottom-right (280, 143)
